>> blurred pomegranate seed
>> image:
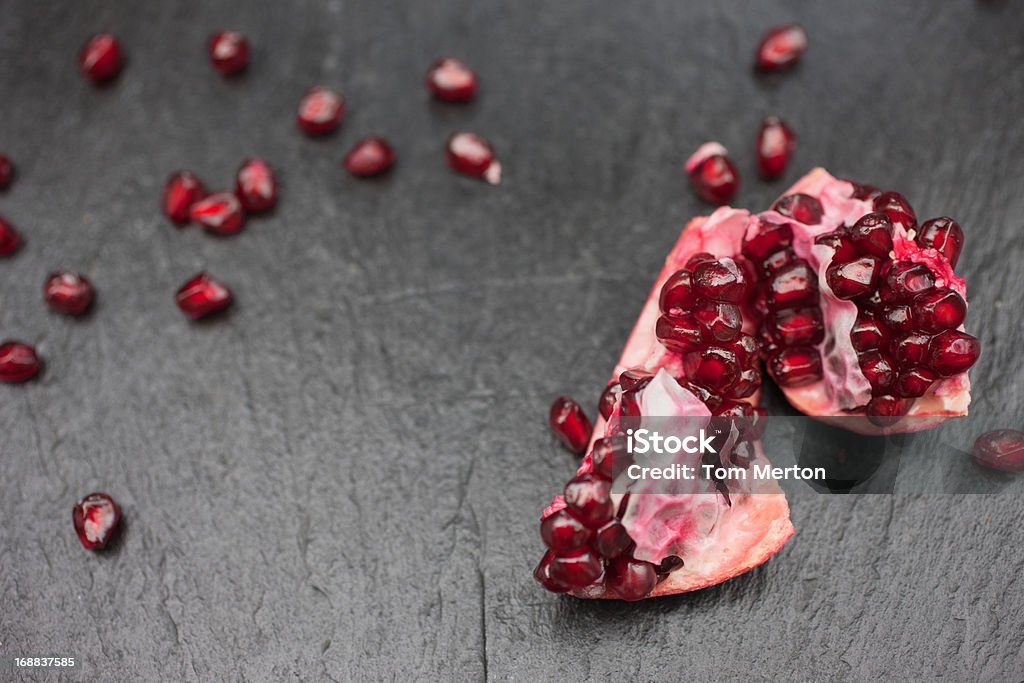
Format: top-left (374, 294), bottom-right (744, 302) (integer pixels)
top-left (163, 171), bottom-right (206, 224)
top-left (685, 142), bottom-right (739, 205)
top-left (0, 341), bottom-right (41, 383)
top-left (973, 430), bottom-right (1024, 473)
top-left (446, 132), bottom-right (501, 184)
top-left (343, 137), bottom-right (396, 177)
top-left (190, 192), bottom-right (246, 235)
top-left (209, 31), bottom-right (249, 76)
top-left (297, 86), bottom-right (345, 136)
top-left (72, 493), bottom-right (121, 550)
top-left (756, 116), bottom-right (796, 180)
top-left (754, 23), bottom-right (807, 72)
top-left (0, 154), bottom-right (13, 190)
top-left (79, 33), bottom-right (124, 83)
top-left (425, 57), bottom-right (479, 102)
top-left (0, 216), bottom-right (21, 256)
top-left (235, 158), bottom-right (277, 213)
top-left (44, 272), bottom-right (95, 315)
top-left (549, 396), bottom-right (593, 454)
top-left (175, 272), bottom-right (233, 319)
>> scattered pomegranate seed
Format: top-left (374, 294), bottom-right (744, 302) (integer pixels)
top-left (343, 137), bottom-right (396, 177)
top-left (916, 217), bottom-right (964, 268)
top-left (755, 117), bottom-right (796, 179)
top-left (425, 57), bottom-right (479, 102)
top-left (0, 341), bottom-right (41, 383)
top-left (685, 142), bottom-right (739, 205)
top-left (0, 154), bottom-right (13, 190)
top-left (189, 192), bottom-right (246, 235)
top-left (235, 158), bottom-right (277, 213)
top-left (549, 396), bottom-right (593, 454)
top-left (163, 171), bottom-right (206, 224)
top-left (446, 132), bottom-right (501, 184)
top-left (754, 23), bottom-right (807, 72)
top-left (43, 272), bottom-right (95, 315)
top-left (79, 33), bottom-right (124, 83)
top-left (0, 216), bottom-right (21, 256)
top-left (72, 493), bottom-right (121, 550)
top-left (297, 86), bottom-right (346, 136)
top-left (175, 272), bottom-right (233, 319)
top-left (209, 31), bottom-right (249, 76)
top-left (973, 430), bottom-right (1024, 473)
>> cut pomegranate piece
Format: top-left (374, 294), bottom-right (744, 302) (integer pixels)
top-left (235, 158), bottom-right (278, 213)
top-left (209, 31), bottom-right (249, 76)
top-left (163, 171), bottom-right (206, 224)
top-left (446, 132), bottom-right (501, 184)
top-left (425, 57), bottom-right (478, 102)
top-left (685, 142), bottom-right (739, 205)
top-left (549, 396), bottom-right (593, 454)
top-left (343, 137), bottom-right (396, 177)
top-left (0, 154), bottom-right (13, 190)
top-left (79, 34), bottom-right (124, 83)
top-left (297, 86), bottom-right (345, 136)
top-left (755, 117), bottom-right (796, 180)
top-left (175, 272), bottom-right (233, 319)
top-left (0, 216), bottom-right (21, 256)
top-left (72, 493), bottom-right (121, 550)
top-left (189, 192), bottom-right (246, 235)
top-left (973, 430), bottom-right (1024, 473)
top-left (754, 23), bottom-right (807, 72)
top-left (0, 341), bottom-right (41, 383)
top-left (44, 272), bottom-right (95, 315)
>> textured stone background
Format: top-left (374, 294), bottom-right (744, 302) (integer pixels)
top-left (1, 1), bottom-right (1022, 680)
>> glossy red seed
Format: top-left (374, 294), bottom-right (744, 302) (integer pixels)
top-left (770, 307), bottom-right (824, 346)
top-left (175, 272), bottom-right (233, 319)
top-left (297, 86), bottom-right (345, 136)
top-left (916, 217), bottom-right (964, 268)
top-left (607, 557), bottom-right (657, 600)
top-left (772, 193), bottom-right (822, 225)
top-left (79, 34), bottom-right (123, 83)
top-left (727, 366), bottom-right (762, 399)
top-left (685, 252), bottom-right (717, 270)
top-left (859, 350), bottom-right (897, 395)
top-left (597, 382), bottom-right (621, 421)
top-left (693, 347), bottom-right (741, 392)
top-left (866, 395), bottom-right (909, 425)
top-left (692, 300), bottom-right (742, 342)
top-left (880, 304), bottom-right (915, 335)
top-left (618, 369), bottom-right (654, 392)
top-left (973, 430), bottom-right (1024, 473)
top-left (873, 191), bottom-right (917, 230)
top-left (847, 180), bottom-right (880, 201)
top-left (928, 330), bottom-right (981, 376)
top-left (209, 31), bottom-right (249, 76)
top-left (743, 220), bottom-right (793, 260)
top-left (913, 287), bottom-right (966, 333)
top-left (693, 258), bottom-right (748, 303)
top-left (163, 171), bottom-right (206, 224)
top-left (563, 474), bottom-right (613, 528)
top-left (755, 116), bottom-right (796, 179)
top-left (534, 550), bottom-right (571, 593)
top-left (591, 436), bottom-right (627, 480)
top-left (768, 346), bottom-right (822, 387)
top-left (894, 367), bottom-right (939, 398)
top-left (849, 212), bottom-right (894, 257)
top-left (760, 248), bottom-right (796, 275)
top-left (446, 132), bottom-right (501, 184)
top-left (815, 231), bottom-right (858, 261)
top-left (713, 399), bottom-right (755, 418)
top-left (189, 192), bottom-right (245, 235)
top-left (425, 56), bottom-right (478, 102)
top-left (595, 521), bottom-right (632, 558)
top-left (689, 154), bottom-right (740, 205)
top-left (343, 137), bottom-right (396, 177)
top-left (0, 155), bottom-right (14, 190)
top-left (679, 380), bottom-right (720, 408)
top-left (72, 492), bottom-right (121, 550)
top-left (549, 548), bottom-right (603, 587)
top-left (880, 261), bottom-right (935, 303)
top-left (767, 260), bottom-right (818, 309)
top-left (540, 509), bottom-right (593, 553)
top-left (43, 272), bottom-right (95, 315)
top-left (893, 333), bottom-right (931, 368)
top-left (549, 396), bottom-right (592, 454)
top-left (235, 158), bottom-right (277, 213)
top-left (0, 341), bottom-right (41, 383)
top-left (619, 390), bottom-right (641, 417)
top-left (0, 216), bottom-right (21, 256)
top-left (826, 256), bottom-right (880, 300)
top-left (851, 310), bottom-right (890, 352)
top-left (754, 23), bottom-right (808, 72)
top-left (659, 269), bottom-right (697, 314)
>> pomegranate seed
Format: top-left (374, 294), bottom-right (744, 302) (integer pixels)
top-left (973, 430), bottom-right (1024, 473)
top-left (72, 493), bottom-right (121, 550)
top-left (928, 330), bottom-right (980, 376)
top-left (189, 192), bottom-right (245, 235)
top-left (859, 350), bottom-right (897, 395)
top-left (590, 437), bottom-right (627, 480)
top-left (425, 57), bottom-right (479, 103)
top-left (297, 86), bottom-right (346, 136)
top-left (175, 272), bottom-right (233, 319)
top-left (685, 252), bottom-right (717, 270)
top-left (43, 272), bottom-right (95, 315)
top-left (595, 521), bottom-right (633, 558)
top-left (446, 132), bottom-right (501, 184)
top-left (894, 367), bottom-right (939, 398)
top-left (235, 158), bottom-right (278, 213)
top-left (768, 346), bottom-right (822, 387)
top-left (913, 288), bottom-right (966, 333)
top-left (761, 247), bottom-right (795, 274)
top-left (659, 269), bottom-right (697, 314)
top-left (826, 256), bottom-right (880, 300)
top-left (656, 315), bottom-right (703, 352)
top-left (754, 23), bottom-right (807, 72)
top-left (767, 260), bottom-right (818, 309)
top-left (618, 369), bottom-right (654, 392)
top-left (343, 137), bottom-right (396, 178)
top-left (849, 212), bottom-right (894, 257)
top-left (0, 216), bottom-right (21, 256)
top-left (873, 191), bottom-right (917, 230)
top-left (0, 154), bottom-right (13, 190)
top-left (850, 310), bottom-right (890, 352)
top-left (755, 116), bottom-right (796, 180)
top-left (549, 396), bottom-right (593, 454)
top-left (0, 341), bottom-right (41, 383)
top-left (880, 304), bottom-right (915, 335)
top-left (880, 262), bottom-right (935, 303)
top-left (540, 509), bottom-right (593, 553)
top-left (607, 557), bottom-right (657, 600)
top-left (209, 31), bottom-right (249, 76)
top-left (79, 34), bottom-right (123, 83)
top-left (866, 395), bottom-right (909, 425)
top-left (772, 193), bottom-right (823, 225)
top-left (770, 307), bottom-right (824, 346)
top-left (620, 390), bottom-right (641, 417)
top-left (563, 474), bottom-right (613, 528)
top-left (692, 347), bottom-right (741, 392)
top-left (679, 380), bottom-right (720, 408)
top-left (916, 217), bottom-right (964, 268)
top-left (713, 399), bottom-right (755, 418)
top-left (727, 366), bottom-right (762, 399)
top-left (692, 300), bottom-right (742, 342)
top-left (743, 220), bottom-right (794, 260)
top-left (163, 171), bottom-right (206, 224)
top-left (815, 231), bottom-right (858, 261)
top-left (597, 382), bottom-right (621, 421)
top-left (548, 548), bottom-right (603, 587)
top-left (847, 180), bottom-right (881, 201)
top-left (693, 258), bottom-right (748, 303)
top-left (686, 144), bottom-right (739, 205)
top-left (534, 550), bottom-right (571, 593)
top-left (893, 332), bottom-right (931, 368)
top-left (749, 284), bottom-right (770, 319)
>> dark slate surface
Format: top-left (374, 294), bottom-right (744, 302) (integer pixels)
top-left (2, 1), bottom-right (1023, 680)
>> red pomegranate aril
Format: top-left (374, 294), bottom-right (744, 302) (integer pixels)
top-left (235, 158), bottom-right (277, 213)
top-left (761, 248), bottom-right (796, 274)
top-left (973, 430), bottom-right (1024, 473)
top-left (693, 258), bottom-right (748, 303)
top-left (43, 272), bottom-right (95, 315)
top-left (0, 216), bottom-right (21, 256)
top-left (770, 307), bottom-right (824, 346)
top-left (692, 300), bottom-right (742, 342)
top-left (447, 132), bottom-right (501, 184)
top-left (754, 23), bottom-right (808, 72)
top-left (693, 347), bottom-right (741, 392)
top-left (916, 217), bottom-right (964, 268)
top-left (175, 272), bottom-right (233, 319)
top-left (0, 155), bottom-right (13, 190)
top-left (685, 252), bottom-right (717, 271)
top-left (344, 137), bottom-right (396, 177)
top-left (595, 521), bottom-right (633, 559)
top-left (549, 396), bottom-right (593, 454)
top-left (847, 180), bottom-right (881, 201)
top-left (859, 350), bottom-right (897, 395)
top-left (679, 380), bottom-right (720, 408)
top-left (563, 474), bottom-right (613, 528)
top-left (607, 557), bottom-right (658, 601)
top-left (209, 31), bottom-right (249, 76)
top-left (893, 367), bottom-right (939, 398)
top-left (768, 346), bottom-right (822, 387)
top-left (597, 382), bottom-right (621, 421)
top-left (815, 231), bottom-right (858, 261)
top-left (928, 330), bottom-right (981, 377)
top-left (849, 212), bottom-right (894, 258)
top-left (190, 192), bottom-right (245, 235)
top-left (688, 149), bottom-right (740, 205)
top-left (591, 436), bottom-right (627, 480)
top-left (767, 260), bottom-right (818, 309)
top-left (72, 492), bottom-right (121, 550)
top-left (425, 56), bottom-right (479, 103)
top-left (548, 548), bottom-right (604, 587)
top-left (620, 390), bottom-right (641, 417)
top-left (755, 117), bottom-right (796, 180)
top-left (866, 395), bottom-right (909, 424)
top-left (163, 171), bottom-right (206, 224)
top-left (534, 551), bottom-right (571, 593)
top-left (913, 288), bottom-right (966, 333)
top-left (749, 284), bottom-right (770, 319)
top-left (540, 509), bottom-right (593, 553)
top-left (743, 220), bottom-right (794, 260)
top-left (880, 304), bottom-right (915, 335)
top-left (826, 256), bottom-right (880, 300)
top-left (772, 193), bottom-right (822, 225)
top-left (79, 34), bottom-right (123, 83)
top-left (713, 400), bottom-right (755, 418)
top-left (297, 86), bottom-right (345, 136)
top-left (0, 341), bottom-right (41, 383)
top-left (851, 310), bottom-right (890, 352)
top-left (727, 366), bottom-right (762, 399)
top-left (659, 269), bottom-right (697, 313)
top-left (880, 261), bottom-right (935, 303)
top-left (618, 368), bottom-right (654, 392)
top-left (873, 191), bottom-right (917, 230)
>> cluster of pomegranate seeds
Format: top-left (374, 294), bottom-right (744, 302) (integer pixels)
top-left (235, 158), bottom-right (278, 213)
top-left (0, 154), bottom-right (13, 190)
top-left (755, 117), bottom-right (796, 180)
top-left (447, 132), bottom-right (501, 184)
top-left (973, 430), bottom-right (1024, 473)
top-left (43, 272), bottom-right (95, 316)
top-left (163, 171), bottom-right (207, 224)
top-left (208, 30), bottom-right (249, 76)
top-left (0, 216), bottom-right (21, 256)
top-left (72, 493), bottom-right (121, 550)
top-left (685, 142), bottom-right (740, 205)
top-left (78, 33), bottom-right (124, 83)
top-left (0, 341), bottom-right (41, 383)
top-left (189, 192), bottom-right (246, 235)
top-left (754, 23), bottom-right (807, 72)
top-left (548, 396), bottom-right (593, 454)
top-left (425, 57), bottom-right (479, 103)
top-left (343, 137), bottom-right (396, 177)
top-left (175, 272), bottom-right (233, 319)
top-left (297, 86), bottom-right (346, 136)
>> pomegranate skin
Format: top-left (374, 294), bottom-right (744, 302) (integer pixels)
top-left (425, 57), bottom-right (479, 102)
top-left (343, 137), bottom-right (396, 177)
top-left (297, 86), bottom-right (346, 136)
top-left (79, 33), bottom-right (124, 83)
top-left (72, 493), bottom-right (121, 550)
top-left (0, 216), bottom-right (21, 256)
top-left (175, 272), bottom-right (233, 319)
top-left (0, 154), bottom-right (13, 190)
top-left (0, 341), bottom-right (41, 383)
top-left (973, 430), bottom-right (1024, 473)
top-left (43, 272), bottom-right (95, 315)
top-left (163, 171), bottom-right (206, 224)
top-left (209, 31), bottom-right (249, 76)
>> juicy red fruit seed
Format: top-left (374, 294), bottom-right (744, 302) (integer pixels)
top-left (873, 191), bottom-right (917, 229)
top-left (914, 288), bottom-right (966, 333)
top-left (548, 548), bottom-right (603, 587)
top-left (826, 256), bottom-right (880, 299)
top-left (563, 474), bottom-right (613, 528)
top-left (768, 346), bottom-right (822, 387)
top-left (0, 154), bottom-right (14, 190)
top-left (549, 396), bottom-right (593, 455)
top-left (209, 31), bottom-right (249, 76)
top-left (689, 151), bottom-right (740, 205)
top-left (880, 305), bottom-right (914, 335)
top-left (881, 262), bottom-right (935, 303)
top-left (607, 557), bottom-right (658, 601)
top-left (447, 132), bottom-right (501, 184)
top-left (973, 430), bottom-right (1024, 473)
top-left (847, 180), bottom-right (881, 201)
top-left (767, 261), bottom-right (818, 309)
top-left (297, 86), bottom-right (345, 136)
top-left (0, 341), bottom-right (41, 383)
top-left (618, 368), bottom-right (654, 392)
top-left (540, 509), bottom-right (593, 553)
top-left (590, 436), bottom-right (626, 480)
top-left (534, 551), bottom-right (571, 593)
top-left (163, 171), bottom-right (206, 224)
top-left (743, 220), bottom-right (793, 260)
top-left (849, 212), bottom-right (894, 258)
top-left (72, 493), bottom-right (121, 550)
top-left (693, 347), bottom-right (741, 391)
top-left (928, 330), bottom-right (981, 377)
top-left (425, 57), bottom-right (479, 103)
top-left (916, 217), bottom-right (964, 268)
top-left (858, 350), bottom-right (896, 395)
top-left (772, 193), bottom-right (823, 225)
top-left (866, 395), bottom-right (909, 424)
top-left (656, 314), bottom-right (703, 352)
top-left (754, 23), bottom-right (808, 72)
top-left (850, 311), bottom-right (889, 352)
top-left (693, 258), bottom-right (748, 303)
top-left (0, 216), bottom-right (21, 256)
top-left (344, 137), bottom-right (396, 177)
top-left (190, 192), bottom-right (245, 235)
top-left (79, 33), bottom-right (124, 83)
top-left (659, 269), bottom-right (697, 313)
top-left (893, 332), bottom-right (930, 367)
top-left (597, 382), bottom-right (621, 421)
top-left (235, 158), bottom-right (278, 213)
top-left (894, 367), bottom-right (939, 398)
top-left (44, 272), bottom-right (95, 315)
top-left (814, 231), bottom-right (858, 261)
top-left (595, 521), bottom-right (633, 558)
top-left (756, 117), bottom-right (796, 180)
top-left (770, 308), bottom-right (824, 346)
top-left (692, 300), bottom-right (742, 342)
top-left (175, 272), bottom-right (233, 320)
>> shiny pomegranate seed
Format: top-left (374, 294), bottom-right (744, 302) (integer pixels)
top-left (849, 212), bottom-right (894, 257)
top-left (175, 272), bottom-right (233, 319)
top-left (189, 192), bottom-right (245, 235)
top-left (446, 132), bottom-right (501, 184)
top-left (0, 341), bottom-right (41, 383)
top-left (928, 330), bottom-right (980, 376)
top-left (297, 86), bottom-right (345, 136)
top-left (79, 34), bottom-right (123, 83)
top-left (866, 395), bottom-right (909, 424)
top-left (893, 332), bottom-right (930, 367)
top-left (595, 521), bottom-right (633, 558)
top-left (693, 347), bottom-right (741, 392)
top-left (693, 258), bottom-right (748, 303)
top-left (209, 31), bottom-right (249, 76)
top-left (767, 260), bottom-right (818, 309)
top-left (549, 396), bottom-right (593, 454)
top-left (692, 300), bottom-right (742, 342)
top-left (72, 492), bottom-right (121, 550)
top-left (973, 429), bottom-right (1024, 473)
top-left (685, 252), bottom-right (717, 270)
top-left (659, 269), bottom-right (697, 313)
top-left (607, 557), bottom-right (657, 600)
top-left (540, 509), bottom-right (593, 553)
top-left (548, 548), bottom-right (603, 587)
top-left (0, 154), bottom-right (13, 190)
top-left (425, 56), bottom-right (478, 102)
top-left (894, 367), bottom-right (939, 398)
top-left (620, 390), bottom-right (641, 417)
top-left (850, 310), bottom-right (889, 352)
top-left (815, 231), bottom-right (858, 261)
top-left (534, 550), bottom-right (571, 593)
top-left (880, 304), bottom-right (914, 335)
top-left (686, 143), bottom-right (739, 205)
top-left (754, 23), bottom-right (807, 72)
top-left (913, 288), bottom-right (966, 333)
top-left (916, 217), bottom-right (964, 268)
top-left (727, 366), bottom-right (762, 399)
top-left (770, 307), bottom-right (824, 346)
top-left (590, 436), bottom-right (626, 479)
top-left (743, 220), bottom-right (793, 260)
top-left (563, 474), bottom-right (613, 528)
top-left (43, 272), bottom-right (95, 315)
top-left (343, 137), bottom-right (396, 177)
top-left (0, 216), bottom-right (21, 256)
top-left (768, 346), bottom-right (822, 387)
top-left (679, 380), bottom-right (720, 408)
top-left (847, 180), bottom-right (881, 201)
top-left (618, 369), bottom-right (654, 392)
top-left (755, 116), bottom-right (796, 179)
top-left (656, 315), bottom-right (703, 352)
top-left (873, 191), bottom-right (917, 230)
top-left (235, 158), bottom-right (277, 213)
top-left (859, 350), bottom-right (896, 395)
top-left (880, 261), bottom-right (935, 303)
top-left (597, 382), bottom-right (621, 421)
top-left (826, 256), bottom-right (880, 299)
top-left (772, 193), bottom-right (823, 225)
top-left (163, 171), bottom-right (206, 224)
